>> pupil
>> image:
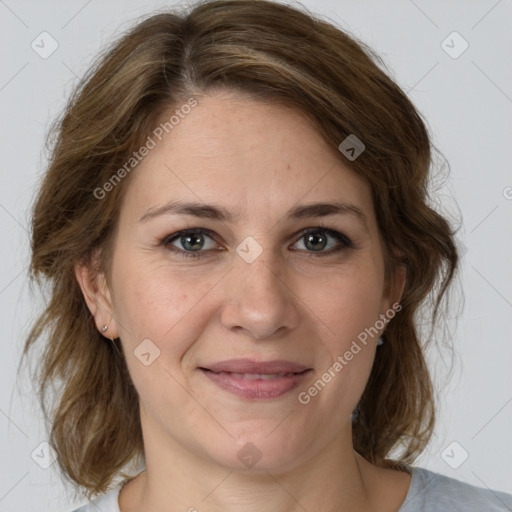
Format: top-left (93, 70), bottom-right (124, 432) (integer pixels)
top-left (306, 233), bottom-right (326, 251)
top-left (183, 234), bottom-right (203, 251)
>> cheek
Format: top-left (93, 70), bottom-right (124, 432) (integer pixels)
top-left (112, 267), bottom-right (209, 413)
top-left (112, 250), bottom-right (191, 334)
top-left (300, 265), bottom-right (384, 400)
top-left (301, 264), bottom-right (385, 339)
top-left (111, 255), bottom-right (220, 375)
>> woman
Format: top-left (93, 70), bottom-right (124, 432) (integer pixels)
top-left (22, 0), bottom-right (512, 511)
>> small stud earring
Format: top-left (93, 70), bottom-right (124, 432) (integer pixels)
top-left (377, 336), bottom-right (384, 346)
top-left (101, 324), bottom-right (108, 333)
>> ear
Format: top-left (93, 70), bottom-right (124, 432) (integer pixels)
top-left (381, 263), bottom-right (407, 313)
top-left (74, 256), bottom-right (119, 339)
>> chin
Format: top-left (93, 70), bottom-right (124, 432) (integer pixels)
top-left (201, 428), bottom-right (314, 474)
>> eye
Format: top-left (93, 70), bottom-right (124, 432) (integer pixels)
top-left (291, 227), bottom-right (353, 257)
top-left (160, 225), bottom-right (353, 259)
top-left (162, 228), bottom-right (220, 259)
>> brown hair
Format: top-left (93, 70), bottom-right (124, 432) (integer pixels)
top-left (22, 0), bottom-right (459, 498)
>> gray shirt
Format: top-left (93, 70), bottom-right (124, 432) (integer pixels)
top-left (399, 466), bottom-right (512, 511)
top-left (70, 466), bottom-right (512, 511)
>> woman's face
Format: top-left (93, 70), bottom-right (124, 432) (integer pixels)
top-left (92, 91), bottom-right (404, 472)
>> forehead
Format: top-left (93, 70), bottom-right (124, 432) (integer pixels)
top-left (120, 92), bottom-right (375, 225)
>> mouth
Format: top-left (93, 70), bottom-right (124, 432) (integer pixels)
top-left (201, 370), bottom-right (309, 380)
top-left (198, 359), bottom-right (313, 399)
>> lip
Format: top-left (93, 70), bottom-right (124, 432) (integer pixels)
top-left (199, 359), bottom-right (313, 400)
top-left (201, 358), bottom-right (311, 374)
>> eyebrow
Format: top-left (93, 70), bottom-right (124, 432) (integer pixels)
top-left (138, 200), bottom-right (368, 230)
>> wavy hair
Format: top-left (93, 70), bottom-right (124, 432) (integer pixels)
top-left (22, 0), bottom-right (459, 498)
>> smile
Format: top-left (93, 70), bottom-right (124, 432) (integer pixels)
top-left (199, 367), bottom-right (312, 399)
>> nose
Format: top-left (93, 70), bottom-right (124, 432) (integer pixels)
top-left (220, 250), bottom-right (301, 340)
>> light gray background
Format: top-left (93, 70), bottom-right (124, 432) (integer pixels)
top-left (1, 0), bottom-right (511, 510)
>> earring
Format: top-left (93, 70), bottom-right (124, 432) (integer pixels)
top-left (101, 324), bottom-right (108, 333)
top-left (377, 336), bottom-right (384, 346)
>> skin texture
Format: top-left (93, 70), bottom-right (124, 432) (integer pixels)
top-left (76, 90), bottom-right (410, 512)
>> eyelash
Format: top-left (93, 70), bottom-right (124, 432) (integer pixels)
top-left (160, 224), bottom-right (354, 260)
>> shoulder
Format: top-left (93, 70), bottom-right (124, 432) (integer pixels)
top-left (400, 466), bottom-right (512, 512)
top-left (69, 483), bottom-right (123, 512)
